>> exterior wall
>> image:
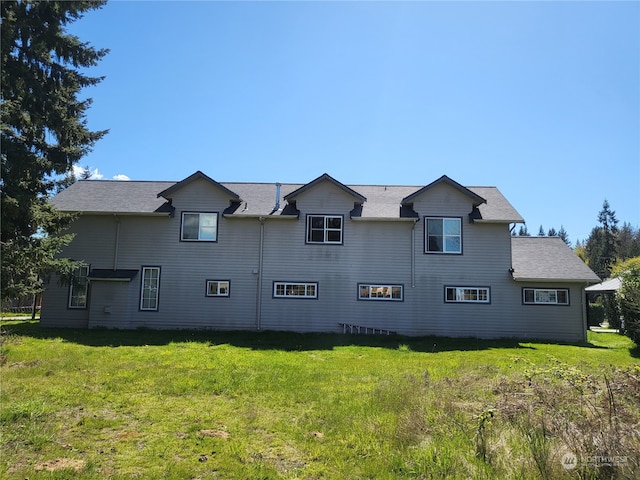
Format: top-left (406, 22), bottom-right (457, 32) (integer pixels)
top-left (41, 178), bottom-right (587, 342)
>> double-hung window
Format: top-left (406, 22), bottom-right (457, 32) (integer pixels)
top-left (181, 212), bottom-right (218, 241)
top-left (523, 288), bottom-right (569, 305)
top-left (273, 282), bottom-right (318, 299)
top-left (426, 217), bottom-right (461, 254)
top-left (206, 280), bottom-right (230, 297)
top-left (68, 265), bottom-right (89, 309)
top-left (359, 284), bottom-right (403, 301)
top-left (140, 266), bottom-right (160, 311)
top-left (307, 215), bottom-right (343, 244)
top-left (445, 286), bottom-right (490, 303)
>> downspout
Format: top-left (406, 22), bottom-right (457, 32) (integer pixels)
top-left (411, 219), bottom-right (418, 288)
top-left (255, 217), bottom-right (265, 330)
top-left (581, 281), bottom-right (589, 343)
top-left (113, 215), bottom-right (121, 270)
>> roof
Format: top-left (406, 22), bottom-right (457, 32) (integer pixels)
top-left (50, 172), bottom-right (523, 223)
top-left (585, 277), bottom-right (622, 293)
top-left (511, 237), bottom-right (601, 283)
top-left (51, 180), bottom-right (175, 215)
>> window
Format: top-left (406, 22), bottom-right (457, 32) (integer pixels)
top-left (273, 282), bottom-right (318, 299)
top-left (206, 280), bottom-right (229, 297)
top-left (307, 215), bottom-right (343, 244)
top-left (523, 288), bottom-right (569, 305)
top-left (359, 284), bottom-right (403, 301)
top-left (426, 217), bottom-right (461, 253)
top-left (181, 212), bottom-right (218, 241)
top-left (445, 286), bottom-right (490, 303)
top-left (68, 265), bottom-right (89, 309)
top-left (140, 267), bottom-right (160, 311)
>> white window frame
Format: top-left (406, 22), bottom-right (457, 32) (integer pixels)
top-left (306, 215), bottom-right (343, 244)
top-left (181, 212), bottom-right (218, 241)
top-left (206, 280), bottom-right (230, 297)
top-left (445, 286), bottom-right (490, 303)
top-left (273, 282), bottom-right (318, 299)
top-left (140, 266), bottom-right (160, 311)
top-left (523, 288), bottom-right (569, 305)
top-left (68, 265), bottom-right (89, 309)
top-left (358, 284), bottom-right (403, 301)
top-left (425, 217), bottom-right (462, 254)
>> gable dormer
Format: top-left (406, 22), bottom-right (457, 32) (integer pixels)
top-left (400, 175), bottom-right (486, 218)
top-left (157, 171), bottom-right (242, 212)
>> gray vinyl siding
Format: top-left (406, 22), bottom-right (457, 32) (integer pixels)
top-left (41, 176), bottom-right (589, 342)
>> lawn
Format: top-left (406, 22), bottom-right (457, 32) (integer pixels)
top-left (1, 321), bottom-right (638, 479)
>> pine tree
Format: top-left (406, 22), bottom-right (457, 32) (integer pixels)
top-left (585, 200), bottom-right (619, 279)
top-left (547, 227), bottom-right (557, 237)
top-left (518, 225), bottom-right (530, 236)
top-left (557, 225), bottom-right (571, 246)
top-left (538, 225), bottom-right (545, 236)
top-left (1, 1), bottom-right (108, 302)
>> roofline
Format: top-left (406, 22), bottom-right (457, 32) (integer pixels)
top-left (284, 173), bottom-right (367, 203)
top-left (65, 211), bottom-right (172, 217)
top-left (512, 277), bottom-right (601, 284)
top-left (222, 214), bottom-right (299, 220)
top-left (401, 175), bottom-right (486, 206)
top-left (350, 217), bottom-right (419, 222)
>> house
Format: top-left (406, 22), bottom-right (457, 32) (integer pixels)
top-left (40, 171), bottom-right (601, 342)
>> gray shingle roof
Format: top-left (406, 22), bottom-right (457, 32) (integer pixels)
top-left (50, 173), bottom-right (523, 223)
top-left (511, 237), bottom-right (600, 283)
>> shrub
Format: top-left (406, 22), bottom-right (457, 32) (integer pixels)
top-left (617, 260), bottom-right (640, 345)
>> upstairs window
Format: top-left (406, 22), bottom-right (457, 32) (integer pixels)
top-left (307, 215), bottom-right (343, 244)
top-left (181, 212), bottom-right (218, 241)
top-left (426, 217), bottom-right (461, 254)
top-left (523, 288), bottom-right (569, 305)
top-left (68, 265), bottom-right (89, 309)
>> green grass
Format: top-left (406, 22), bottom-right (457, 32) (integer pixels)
top-left (1, 320), bottom-right (638, 479)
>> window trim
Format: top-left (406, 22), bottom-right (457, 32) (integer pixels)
top-left (522, 288), bottom-right (570, 306)
top-left (273, 281), bottom-right (318, 299)
top-left (358, 284), bottom-right (404, 302)
top-left (425, 217), bottom-right (463, 254)
top-left (445, 286), bottom-right (491, 304)
top-left (205, 280), bottom-right (230, 297)
top-left (180, 211), bottom-right (219, 242)
top-left (68, 265), bottom-right (90, 309)
top-left (140, 266), bottom-right (161, 311)
top-left (306, 214), bottom-right (344, 245)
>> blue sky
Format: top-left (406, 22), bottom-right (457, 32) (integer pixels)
top-left (68, 1), bottom-right (639, 244)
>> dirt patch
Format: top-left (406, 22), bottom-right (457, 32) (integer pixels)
top-left (35, 458), bottom-right (85, 472)
top-left (197, 429), bottom-right (230, 439)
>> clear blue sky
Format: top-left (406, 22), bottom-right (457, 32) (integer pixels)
top-left (68, 0), bottom-right (639, 244)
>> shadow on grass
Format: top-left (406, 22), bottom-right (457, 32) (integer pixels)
top-left (18, 320), bottom-right (630, 353)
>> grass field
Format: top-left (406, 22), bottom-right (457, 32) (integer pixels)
top-left (1, 321), bottom-right (638, 479)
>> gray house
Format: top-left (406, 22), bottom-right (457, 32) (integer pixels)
top-left (41, 171), bottom-right (600, 342)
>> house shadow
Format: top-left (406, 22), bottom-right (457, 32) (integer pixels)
top-left (8, 320), bottom-right (619, 353)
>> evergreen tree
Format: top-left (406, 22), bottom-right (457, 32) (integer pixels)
top-left (1, 1), bottom-right (108, 301)
top-left (585, 200), bottom-right (619, 279)
top-left (538, 225), bottom-right (545, 236)
top-left (517, 225), bottom-right (530, 236)
top-left (557, 225), bottom-right (570, 246)
top-left (547, 227), bottom-right (557, 237)
top-left (617, 222), bottom-right (640, 260)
